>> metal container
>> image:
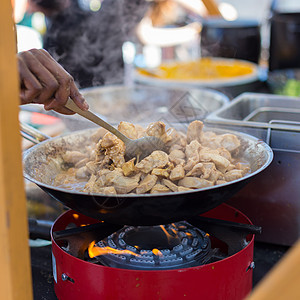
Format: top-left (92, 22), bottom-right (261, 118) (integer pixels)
top-left (55, 84), bottom-right (229, 131)
top-left (201, 19), bottom-right (261, 64)
top-left (205, 92), bottom-right (300, 246)
top-left (269, 12), bottom-right (300, 71)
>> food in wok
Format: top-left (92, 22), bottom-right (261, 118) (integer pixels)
top-left (52, 120), bottom-right (251, 195)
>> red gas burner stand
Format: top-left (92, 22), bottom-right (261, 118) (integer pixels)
top-left (51, 204), bottom-right (255, 300)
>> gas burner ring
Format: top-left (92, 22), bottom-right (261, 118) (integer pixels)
top-left (91, 221), bottom-right (211, 270)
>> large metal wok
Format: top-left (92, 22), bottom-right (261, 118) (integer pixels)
top-left (22, 123), bottom-right (273, 226)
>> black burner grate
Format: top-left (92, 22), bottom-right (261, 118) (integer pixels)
top-left (91, 221), bottom-right (212, 270)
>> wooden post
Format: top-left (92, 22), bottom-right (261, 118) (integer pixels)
top-left (202, 0), bottom-right (222, 16)
top-left (247, 240), bottom-right (300, 300)
top-left (0, 1), bottom-right (33, 299)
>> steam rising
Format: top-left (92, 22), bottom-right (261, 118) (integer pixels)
top-left (43, 0), bottom-right (149, 88)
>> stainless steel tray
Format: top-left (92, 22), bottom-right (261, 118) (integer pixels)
top-left (206, 92), bottom-right (300, 130)
top-left (205, 92), bottom-right (300, 151)
top-left (56, 84), bottom-right (229, 131)
top-left (243, 107), bottom-right (300, 122)
top-left (205, 93), bottom-right (300, 246)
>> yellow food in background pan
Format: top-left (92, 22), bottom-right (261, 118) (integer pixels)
top-left (138, 57), bottom-right (255, 81)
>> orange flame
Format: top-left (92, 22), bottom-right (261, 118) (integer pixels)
top-left (160, 225), bottom-right (175, 240)
top-left (152, 248), bottom-right (163, 256)
top-left (88, 241), bottom-right (139, 259)
top-left (72, 213), bottom-right (79, 220)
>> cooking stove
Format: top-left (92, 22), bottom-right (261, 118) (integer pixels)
top-left (51, 204), bottom-right (259, 300)
top-left (87, 221), bottom-right (212, 270)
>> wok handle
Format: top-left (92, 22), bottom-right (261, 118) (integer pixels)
top-left (20, 121), bottom-right (51, 144)
top-left (65, 98), bottom-right (131, 144)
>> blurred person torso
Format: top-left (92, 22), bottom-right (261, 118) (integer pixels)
top-left (30, 0), bottom-right (149, 88)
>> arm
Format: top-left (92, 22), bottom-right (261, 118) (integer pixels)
top-left (18, 48), bottom-right (88, 115)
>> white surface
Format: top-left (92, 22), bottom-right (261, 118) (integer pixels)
top-left (16, 25), bottom-right (43, 52)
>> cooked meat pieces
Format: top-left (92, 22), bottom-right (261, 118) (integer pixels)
top-left (201, 131), bottom-right (219, 149)
top-left (100, 133), bottom-right (117, 148)
top-left (122, 158), bottom-right (136, 176)
top-left (166, 128), bottom-right (187, 150)
top-left (184, 140), bottom-right (201, 171)
top-left (168, 149), bottom-right (185, 165)
top-left (62, 151), bottom-right (88, 164)
top-left (169, 165), bottom-right (185, 181)
top-left (90, 128), bottom-right (108, 144)
top-left (53, 120), bottom-right (251, 195)
top-left (54, 168), bottom-right (78, 186)
top-left (151, 168), bottom-right (170, 178)
top-left (135, 124), bottom-right (147, 138)
top-left (146, 121), bottom-right (172, 144)
top-left (105, 168), bottom-right (124, 185)
top-left (146, 121), bottom-right (165, 137)
top-left (83, 174), bottom-right (98, 192)
top-left (216, 134), bottom-right (241, 152)
top-left (163, 178), bottom-right (193, 192)
top-left (75, 157), bottom-right (90, 169)
top-left (184, 157), bottom-right (199, 172)
top-left (187, 120), bottom-right (203, 143)
top-left (216, 180), bottom-right (227, 185)
top-left (224, 169), bottom-right (244, 181)
top-left (136, 174), bottom-right (158, 194)
top-left (100, 133), bottom-right (125, 167)
top-left (209, 154), bottom-right (230, 173)
top-left (98, 187), bottom-right (117, 195)
top-left (186, 163), bottom-right (204, 177)
top-left (118, 121), bottom-right (138, 140)
top-left (84, 174), bottom-right (104, 193)
top-left (178, 186), bottom-right (192, 192)
top-left (135, 150), bottom-right (169, 173)
top-left (84, 169), bottom-right (112, 192)
top-left (178, 177), bottom-right (214, 189)
top-left (75, 166), bottom-right (89, 179)
top-left (112, 174), bottom-right (140, 194)
top-left (162, 179), bottom-right (179, 192)
top-left (199, 150), bottom-right (230, 173)
top-left (85, 161), bottom-right (101, 175)
top-left (150, 184), bottom-right (170, 194)
top-left (201, 132), bottom-right (241, 153)
top-left (217, 147), bottom-right (232, 162)
top-left (201, 162), bottom-right (217, 179)
top-left (85, 180), bottom-right (117, 195)
top-left (186, 140), bottom-right (201, 160)
top-left (209, 169), bottom-right (223, 183)
top-left (235, 162), bottom-right (251, 175)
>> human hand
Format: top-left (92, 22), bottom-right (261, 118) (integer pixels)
top-left (18, 48), bottom-right (89, 115)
